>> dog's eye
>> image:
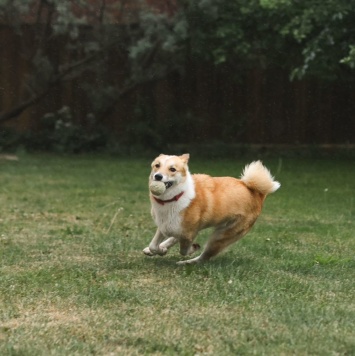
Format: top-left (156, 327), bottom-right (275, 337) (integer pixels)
top-left (169, 167), bottom-right (176, 172)
top-left (155, 164), bottom-right (160, 169)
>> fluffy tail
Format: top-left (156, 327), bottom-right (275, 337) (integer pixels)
top-left (240, 161), bottom-right (281, 195)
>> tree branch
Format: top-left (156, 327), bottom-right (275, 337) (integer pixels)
top-left (0, 53), bottom-right (100, 124)
top-left (0, 91), bottom-right (48, 124)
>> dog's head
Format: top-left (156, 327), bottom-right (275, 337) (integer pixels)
top-left (150, 154), bottom-right (190, 190)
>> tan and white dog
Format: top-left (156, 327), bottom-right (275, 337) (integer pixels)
top-left (143, 154), bottom-right (280, 265)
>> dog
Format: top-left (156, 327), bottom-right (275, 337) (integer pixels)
top-left (143, 154), bottom-right (280, 265)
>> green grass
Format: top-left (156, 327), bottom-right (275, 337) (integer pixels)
top-left (0, 154), bottom-right (354, 355)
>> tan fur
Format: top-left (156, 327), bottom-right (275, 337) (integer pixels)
top-left (143, 154), bottom-right (280, 264)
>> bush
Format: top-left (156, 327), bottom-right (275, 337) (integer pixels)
top-left (0, 127), bottom-right (23, 152)
top-left (24, 107), bottom-right (109, 153)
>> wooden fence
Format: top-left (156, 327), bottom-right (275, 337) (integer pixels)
top-left (1, 26), bottom-right (354, 145)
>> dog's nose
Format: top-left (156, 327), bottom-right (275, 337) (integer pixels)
top-left (154, 173), bottom-right (163, 181)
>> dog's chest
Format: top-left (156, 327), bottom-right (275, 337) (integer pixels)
top-left (152, 203), bottom-right (185, 237)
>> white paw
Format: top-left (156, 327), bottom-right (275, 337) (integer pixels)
top-left (143, 246), bottom-right (167, 256)
top-left (157, 247), bottom-right (168, 256)
top-left (176, 256), bottom-right (201, 265)
top-left (143, 247), bottom-right (155, 256)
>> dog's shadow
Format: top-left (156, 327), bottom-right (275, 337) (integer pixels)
top-left (143, 253), bottom-right (257, 271)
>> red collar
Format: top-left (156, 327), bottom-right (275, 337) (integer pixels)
top-left (153, 191), bottom-right (184, 205)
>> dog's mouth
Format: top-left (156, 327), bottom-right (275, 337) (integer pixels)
top-left (164, 181), bottom-right (174, 189)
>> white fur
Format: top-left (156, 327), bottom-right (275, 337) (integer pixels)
top-left (240, 160), bottom-right (281, 195)
top-left (151, 172), bottom-right (195, 238)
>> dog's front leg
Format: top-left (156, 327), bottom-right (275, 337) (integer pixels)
top-left (159, 236), bottom-right (178, 254)
top-left (143, 229), bottom-right (167, 256)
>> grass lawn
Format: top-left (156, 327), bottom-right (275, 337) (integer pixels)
top-left (0, 153), bottom-right (354, 355)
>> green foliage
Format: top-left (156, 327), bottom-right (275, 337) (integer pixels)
top-left (280, 0), bottom-right (355, 80)
top-left (179, 0), bottom-right (355, 79)
top-left (51, 0), bottom-right (87, 39)
top-left (1, 0), bottom-right (355, 150)
top-left (128, 10), bottom-right (189, 83)
top-left (0, 0), bottom-right (184, 125)
top-left (340, 45), bottom-right (355, 69)
top-left (0, 128), bottom-right (23, 152)
top-left (123, 96), bottom-right (209, 152)
top-left (178, 0), bottom-right (293, 68)
top-left (26, 106), bottom-right (108, 153)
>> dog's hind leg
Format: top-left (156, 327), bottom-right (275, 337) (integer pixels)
top-left (177, 218), bottom-right (253, 265)
top-left (179, 236), bottom-right (201, 257)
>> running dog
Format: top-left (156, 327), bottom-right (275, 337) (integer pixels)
top-left (143, 154), bottom-right (280, 265)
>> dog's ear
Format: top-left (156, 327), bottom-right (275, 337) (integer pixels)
top-left (180, 153), bottom-right (190, 164)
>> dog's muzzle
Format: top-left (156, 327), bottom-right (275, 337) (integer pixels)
top-left (153, 173), bottom-right (173, 189)
top-left (164, 181), bottom-right (173, 189)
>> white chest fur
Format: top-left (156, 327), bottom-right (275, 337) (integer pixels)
top-left (151, 173), bottom-right (195, 238)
